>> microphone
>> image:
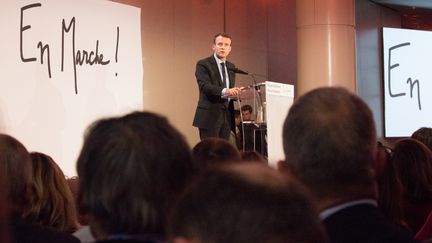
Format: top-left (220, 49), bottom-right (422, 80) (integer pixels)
top-left (228, 67), bottom-right (249, 75)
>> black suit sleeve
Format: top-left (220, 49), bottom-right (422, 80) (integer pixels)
top-left (195, 59), bottom-right (224, 97)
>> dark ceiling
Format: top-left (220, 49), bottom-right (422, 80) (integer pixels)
top-left (371, 0), bottom-right (432, 30)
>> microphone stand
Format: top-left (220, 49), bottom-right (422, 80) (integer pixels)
top-left (250, 73), bottom-right (266, 156)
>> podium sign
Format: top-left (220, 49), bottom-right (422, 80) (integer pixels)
top-left (265, 81), bottom-right (294, 167)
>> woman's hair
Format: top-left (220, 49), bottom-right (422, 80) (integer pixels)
top-left (376, 142), bottom-right (405, 227)
top-left (22, 152), bottom-right (78, 233)
top-left (392, 138), bottom-right (432, 202)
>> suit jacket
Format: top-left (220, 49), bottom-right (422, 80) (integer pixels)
top-left (11, 218), bottom-right (80, 243)
top-left (324, 204), bottom-right (418, 243)
top-left (193, 55), bottom-right (236, 130)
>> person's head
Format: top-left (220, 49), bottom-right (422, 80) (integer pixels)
top-left (282, 87), bottom-right (377, 203)
top-left (375, 142), bottom-right (404, 226)
top-left (234, 110), bottom-right (241, 126)
top-left (0, 134), bottom-right (32, 217)
top-left (411, 127), bottom-right (432, 151)
top-left (241, 105), bottom-right (253, 121)
top-left (192, 137), bottom-right (241, 170)
top-left (241, 151), bottom-right (267, 164)
top-left (374, 141), bottom-right (394, 179)
top-left (212, 32), bottom-right (232, 60)
top-left (22, 152), bottom-right (78, 233)
top-left (77, 111), bottom-right (196, 239)
top-left (66, 176), bottom-right (89, 226)
top-left (392, 138), bottom-right (432, 201)
top-left (170, 163), bottom-right (329, 243)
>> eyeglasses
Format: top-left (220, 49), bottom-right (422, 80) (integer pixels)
top-left (377, 141), bottom-right (394, 158)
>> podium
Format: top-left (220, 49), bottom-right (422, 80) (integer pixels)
top-left (236, 81), bottom-right (294, 165)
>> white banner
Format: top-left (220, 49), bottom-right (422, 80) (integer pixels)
top-left (383, 27), bottom-right (431, 137)
top-left (0, 0), bottom-right (143, 176)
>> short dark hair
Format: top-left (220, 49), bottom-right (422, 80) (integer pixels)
top-left (241, 104), bottom-right (253, 113)
top-left (192, 137), bottom-right (241, 169)
top-left (411, 127), bottom-right (432, 151)
top-left (0, 134), bottom-right (32, 215)
top-left (282, 87), bottom-right (376, 199)
top-left (170, 163), bottom-right (329, 243)
top-left (77, 111), bottom-right (196, 236)
top-left (213, 32), bottom-right (232, 44)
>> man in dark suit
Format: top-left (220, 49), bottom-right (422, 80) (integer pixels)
top-left (280, 87), bottom-right (417, 243)
top-left (193, 33), bottom-right (243, 140)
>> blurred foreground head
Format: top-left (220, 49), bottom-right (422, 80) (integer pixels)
top-left (77, 111), bottom-right (196, 240)
top-left (282, 87), bottom-right (376, 202)
top-left (170, 163), bottom-right (329, 243)
top-left (0, 134), bottom-right (32, 216)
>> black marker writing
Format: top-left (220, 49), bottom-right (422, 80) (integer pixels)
top-left (61, 17), bottom-right (78, 94)
top-left (388, 42), bottom-right (422, 110)
top-left (388, 42), bottom-right (410, 97)
top-left (20, 3), bottom-right (119, 94)
top-left (37, 41), bottom-right (51, 78)
top-left (115, 26), bottom-right (119, 76)
top-left (115, 26), bottom-right (119, 63)
top-left (20, 3), bottom-right (41, 62)
top-left (407, 78), bottom-right (421, 110)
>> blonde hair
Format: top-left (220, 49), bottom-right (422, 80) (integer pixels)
top-left (22, 152), bottom-right (78, 233)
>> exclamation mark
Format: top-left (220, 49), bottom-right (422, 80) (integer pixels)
top-left (115, 26), bottom-right (119, 77)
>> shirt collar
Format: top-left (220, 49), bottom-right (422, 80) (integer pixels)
top-left (214, 53), bottom-right (226, 65)
top-left (319, 199), bottom-right (378, 220)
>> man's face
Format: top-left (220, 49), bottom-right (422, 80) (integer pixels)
top-left (242, 110), bottom-right (252, 121)
top-left (213, 35), bottom-right (232, 60)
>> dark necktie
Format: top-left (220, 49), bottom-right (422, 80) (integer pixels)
top-left (221, 62), bottom-right (227, 88)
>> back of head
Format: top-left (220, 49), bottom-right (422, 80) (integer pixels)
top-left (392, 138), bottom-right (432, 201)
top-left (192, 137), bottom-right (241, 169)
top-left (22, 152), bottom-right (77, 233)
top-left (171, 163), bottom-right (329, 243)
top-left (0, 134), bottom-right (31, 216)
top-left (282, 87), bottom-right (376, 199)
top-left (411, 127), bottom-right (432, 152)
top-left (77, 111), bottom-right (196, 238)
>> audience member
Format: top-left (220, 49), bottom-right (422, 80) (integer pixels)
top-left (170, 163), bottom-right (329, 243)
top-left (392, 138), bottom-right (432, 233)
top-left (241, 150), bottom-right (267, 164)
top-left (375, 142), bottom-right (407, 228)
top-left (76, 111), bottom-right (197, 242)
top-left (68, 177), bottom-right (95, 243)
top-left (416, 211), bottom-right (432, 241)
top-left (281, 87), bottom-right (417, 243)
top-left (411, 127), bottom-right (432, 151)
top-left (0, 159), bottom-right (10, 243)
top-left (22, 152), bottom-right (78, 233)
top-left (192, 137), bottom-right (241, 169)
top-left (0, 134), bottom-right (79, 243)
top-left (66, 176), bottom-right (89, 226)
top-left (240, 104), bottom-right (253, 121)
top-left (228, 110), bottom-right (242, 149)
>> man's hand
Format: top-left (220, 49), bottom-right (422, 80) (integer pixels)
top-left (226, 87), bottom-right (244, 96)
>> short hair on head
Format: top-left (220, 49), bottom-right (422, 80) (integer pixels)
top-left (282, 87), bottom-right (376, 198)
top-left (192, 137), bottom-right (241, 169)
top-left (241, 104), bottom-right (253, 113)
top-left (213, 32), bottom-right (232, 44)
top-left (411, 127), bottom-right (432, 151)
top-left (77, 111), bottom-right (196, 236)
top-left (170, 163), bottom-right (329, 243)
top-left (0, 134), bottom-right (31, 214)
